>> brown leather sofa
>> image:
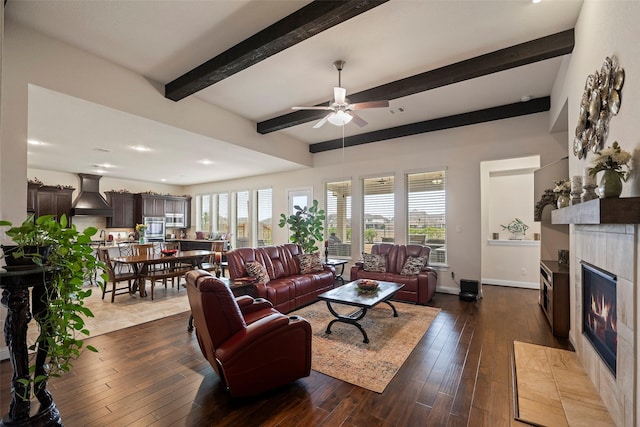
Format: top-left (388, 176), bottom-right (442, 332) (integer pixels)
top-left (350, 243), bottom-right (437, 305)
top-left (185, 269), bottom-right (312, 397)
top-left (226, 244), bottom-right (335, 313)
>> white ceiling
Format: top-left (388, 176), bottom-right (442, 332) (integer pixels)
top-left (6, 0), bottom-right (582, 186)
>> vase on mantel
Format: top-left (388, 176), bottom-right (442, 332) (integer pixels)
top-left (557, 194), bottom-right (570, 209)
top-left (139, 237), bottom-right (146, 244)
top-left (598, 169), bottom-right (623, 198)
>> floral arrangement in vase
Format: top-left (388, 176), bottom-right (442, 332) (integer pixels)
top-left (553, 179), bottom-right (571, 208)
top-left (500, 218), bottom-right (529, 240)
top-left (588, 141), bottom-right (632, 198)
top-left (135, 223), bottom-right (148, 243)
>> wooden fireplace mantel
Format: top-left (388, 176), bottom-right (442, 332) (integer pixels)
top-left (551, 197), bottom-right (640, 225)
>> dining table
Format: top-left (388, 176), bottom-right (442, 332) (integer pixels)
top-left (111, 249), bottom-right (215, 297)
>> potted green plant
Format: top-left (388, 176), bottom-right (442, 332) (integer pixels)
top-left (0, 214), bottom-right (105, 403)
top-left (278, 199), bottom-right (325, 254)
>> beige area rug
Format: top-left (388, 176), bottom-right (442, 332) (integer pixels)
top-left (291, 301), bottom-right (440, 393)
top-left (27, 280), bottom-right (190, 345)
top-left (512, 341), bottom-right (615, 426)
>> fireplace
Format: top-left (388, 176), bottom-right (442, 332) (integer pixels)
top-left (582, 261), bottom-right (617, 377)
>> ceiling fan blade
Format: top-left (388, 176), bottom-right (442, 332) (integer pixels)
top-left (350, 100), bottom-right (389, 110)
top-left (348, 111), bottom-right (368, 127)
top-left (334, 87), bottom-right (347, 105)
top-left (313, 112), bottom-right (334, 128)
top-left (291, 106), bottom-right (332, 110)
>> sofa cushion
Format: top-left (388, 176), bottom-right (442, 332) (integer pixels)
top-left (362, 253), bottom-right (386, 272)
top-left (400, 255), bottom-right (428, 275)
top-left (298, 253), bottom-right (324, 274)
top-left (246, 261), bottom-right (270, 283)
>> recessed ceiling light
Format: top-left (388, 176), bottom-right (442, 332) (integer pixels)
top-left (94, 169), bottom-right (107, 174)
top-left (28, 139), bottom-right (44, 145)
top-left (160, 178), bottom-right (167, 182)
top-left (532, 0), bottom-right (542, 3)
top-left (132, 145), bottom-right (150, 152)
top-left (93, 163), bottom-right (115, 169)
top-left (199, 159), bottom-right (214, 165)
top-left (521, 95), bottom-right (532, 102)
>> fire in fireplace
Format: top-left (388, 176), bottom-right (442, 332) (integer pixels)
top-left (582, 261), bottom-right (617, 377)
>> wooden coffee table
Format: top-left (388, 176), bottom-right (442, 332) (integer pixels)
top-left (317, 280), bottom-right (404, 343)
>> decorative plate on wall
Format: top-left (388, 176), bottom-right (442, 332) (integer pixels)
top-left (573, 55), bottom-right (625, 159)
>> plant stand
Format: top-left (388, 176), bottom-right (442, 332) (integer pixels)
top-left (0, 267), bottom-right (63, 427)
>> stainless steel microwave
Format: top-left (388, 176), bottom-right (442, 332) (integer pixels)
top-left (166, 213), bottom-right (185, 228)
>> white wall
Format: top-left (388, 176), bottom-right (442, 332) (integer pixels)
top-left (550, 1), bottom-right (640, 424)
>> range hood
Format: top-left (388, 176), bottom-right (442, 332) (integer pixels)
top-left (71, 173), bottom-right (113, 217)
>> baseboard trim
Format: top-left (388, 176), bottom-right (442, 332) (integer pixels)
top-left (481, 278), bottom-right (538, 289)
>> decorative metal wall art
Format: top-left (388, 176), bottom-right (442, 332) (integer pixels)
top-left (573, 55), bottom-right (625, 159)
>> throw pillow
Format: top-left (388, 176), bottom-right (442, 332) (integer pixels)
top-left (362, 253), bottom-right (386, 272)
top-left (245, 261), bottom-right (270, 284)
top-left (400, 255), bottom-right (428, 275)
top-left (298, 253), bottom-right (324, 274)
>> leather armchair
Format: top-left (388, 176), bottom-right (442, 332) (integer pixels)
top-left (185, 270), bottom-right (312, 397)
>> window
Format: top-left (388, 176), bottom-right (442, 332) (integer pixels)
top-left (407, 170), bottom-right (446, 265)
top-left (196, 194), bottom-right (211, 232)
top-left (235, 191), bottom-right (250, 248)
top-left (326, 180), bottom-right (352, 259)
top-left (363, 176), bottom-right (394, 252)
top-left (218, 193), bottom-right (231, 240)
top-left (256, 188), bottom-right (272, 247)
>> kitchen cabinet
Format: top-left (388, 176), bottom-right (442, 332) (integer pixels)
top-left (106, 192), bottom-right (136, 228)
top-left (35, 186), bottom-right (74, 223)
top-left (165, 196), bottom-right (192, 228)
top-left (136, 194), bottom-right (166, 218)
top-left (27, 183), bottom-right (40, 213)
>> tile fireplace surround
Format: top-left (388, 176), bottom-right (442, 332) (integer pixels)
top-left (573, 223), bottom-right (636, 426)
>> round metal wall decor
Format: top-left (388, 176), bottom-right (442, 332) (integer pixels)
top-left (573, 55), bottom-right (625, 159)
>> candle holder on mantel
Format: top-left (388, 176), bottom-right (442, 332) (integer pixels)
top-left (582, 184), bottom-right (598, 202)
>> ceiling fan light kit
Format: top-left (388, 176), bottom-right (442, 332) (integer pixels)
top-left (292, 60), bottom-right (389, 128)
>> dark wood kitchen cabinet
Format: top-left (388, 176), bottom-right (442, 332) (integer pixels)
top-left (35, 186), bottom-right (74, 223)
top-left (165, 196), bottom-right (191, 228)
top-left (27, 183), bottom-right (40, 213)
top-left (105, 192), bottom-right (136, 228)
top-left (136, 194), bottom-right (166, 218)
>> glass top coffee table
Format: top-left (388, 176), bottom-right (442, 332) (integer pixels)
top-left (317, 280), bottom-right (404, 343)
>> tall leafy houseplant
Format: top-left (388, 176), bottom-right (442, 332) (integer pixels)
top-left (0, 214), bottom-right (104, 399)
top-left (278, 200), bottom-right (325, 254)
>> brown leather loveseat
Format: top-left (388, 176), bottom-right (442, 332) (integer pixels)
top-left (350, 243), bottom-right (437, 305)
top-left (226, 244), bottom-right (335, 313)
top-left (185, 269), bottom-right (312, 397)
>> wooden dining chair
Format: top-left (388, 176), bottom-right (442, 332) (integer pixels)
top-left (97, 248), bottom-right (137, 302)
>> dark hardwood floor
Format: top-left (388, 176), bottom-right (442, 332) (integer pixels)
top-left (1, 285), bottom-right (572, 426)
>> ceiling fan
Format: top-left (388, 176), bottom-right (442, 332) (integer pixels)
top-left (292, 60), bottom-right (389, 128)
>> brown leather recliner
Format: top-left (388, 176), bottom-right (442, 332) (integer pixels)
top-left (185, 269), bottom-right (312, 397)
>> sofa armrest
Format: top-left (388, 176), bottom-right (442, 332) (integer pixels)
top-left (350, 262), bottom-right (365, 281)
top-left (417, 267), bottom-right (438, 304)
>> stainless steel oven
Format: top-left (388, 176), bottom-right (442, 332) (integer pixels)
top-left (165, 213), bottom-right (185, 228)
top-left (143, 217), bottom-right (165, 242)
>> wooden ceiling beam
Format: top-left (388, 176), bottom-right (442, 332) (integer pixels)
top-left (309, 96), bottom-right (550, 153)
top-left (257, 29), bottom-right (573, 134)
top-left (165, 0), bottom-right (389, 101)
